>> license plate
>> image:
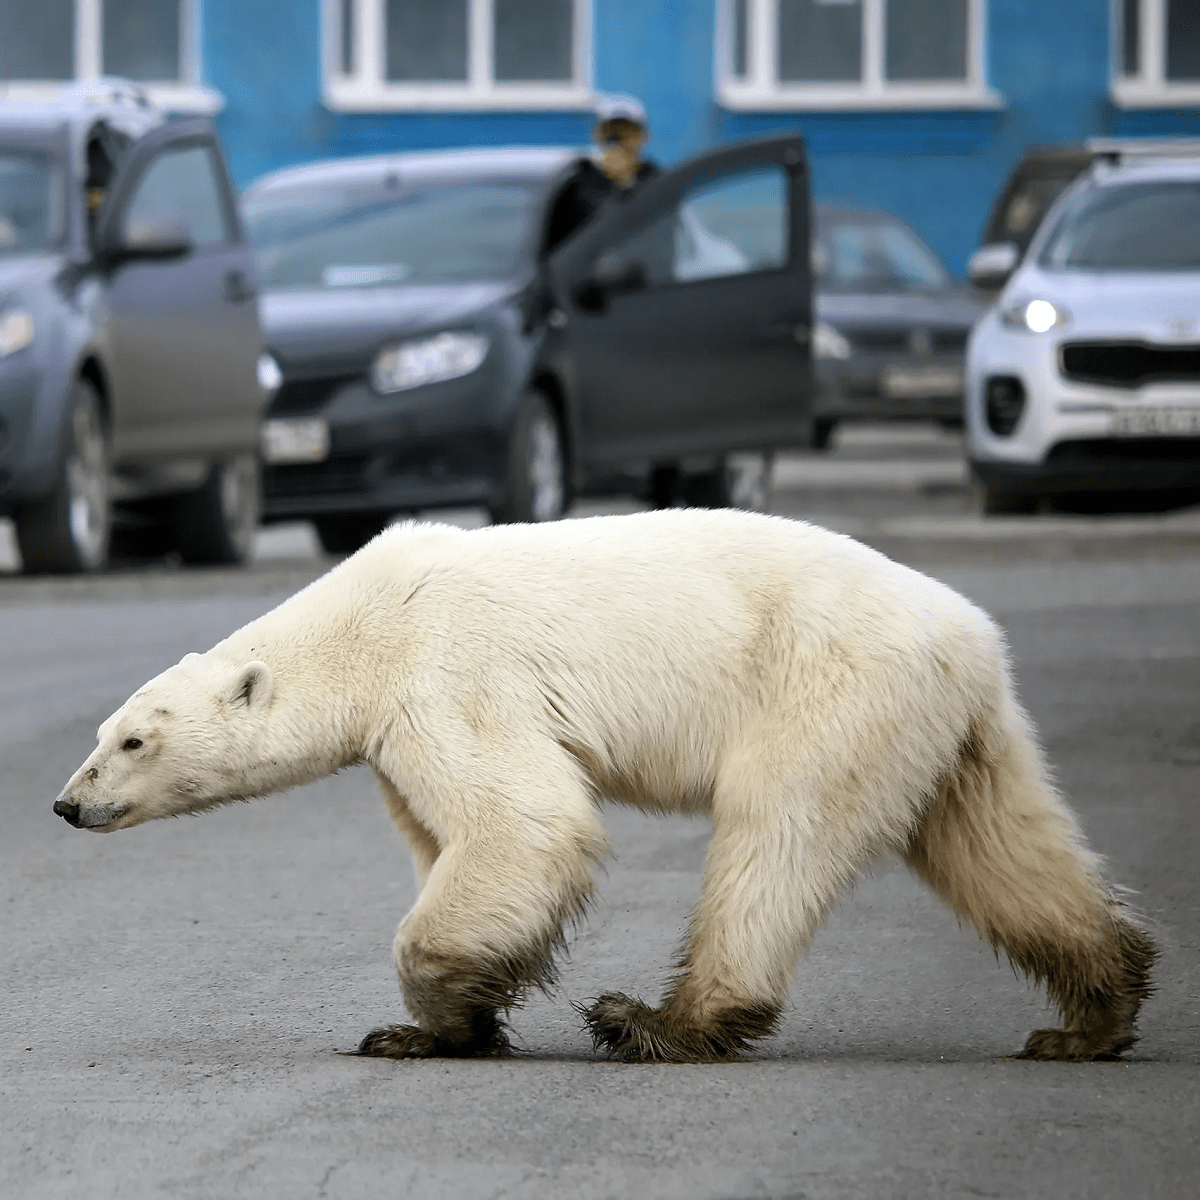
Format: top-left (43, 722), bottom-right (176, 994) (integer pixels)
top-left (880, 364), bottom-right (964, 399)
top-left (1112, 407), bottom-right (1200, 437)
top-left (261, 418), bottom-right (330, 464)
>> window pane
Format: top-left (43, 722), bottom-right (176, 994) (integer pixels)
top-left (103, 0), bottom-right (182, 81)
top-left (1166, 0), bottom-right (1200, 81)
top-left (675, 167), bottom-right (788, 283)
top-left (0, 151), bottom-right (65, 253)
top-left (815, 212), bottom-right (948, 288)
top-left (732, 0), bottom-right (749, 78)
top-left (885, 0), bottom-right (967, 81)
top-left (494, 0), bottom-right (573, 82)
top-left (778, 0), bottom-right (862, 84)
top-left (386, 0), bottom-right (468, 81)
top-left (0, 0), bottom-right (74, 80)
top-left (124, 144), bottom-right (230, 246)
top-left (1122, 0), bottom-right (1139, 76)
top-left (341, 0), bottom-right (354, 73)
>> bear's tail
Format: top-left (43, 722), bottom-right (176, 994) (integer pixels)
top-left (905, 696), bottom-right (1156, 1061)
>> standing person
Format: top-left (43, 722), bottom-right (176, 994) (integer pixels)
top-left (545, 93), bottom-right (659, 251)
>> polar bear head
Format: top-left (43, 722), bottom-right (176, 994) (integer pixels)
top-left (53, 654), bottom-right (275, 833)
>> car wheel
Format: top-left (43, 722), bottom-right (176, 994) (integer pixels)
top-left (811, 418), bottom-right (837, 452)
top-left (978, 485), bottom-right (1039, 516)
top-left (14, 379), bottom-right (111, 574)
top-left (172, 454), bottom-right (261, 565)
top-left (683, 452), bottom-right (775, 512)
top-left (489, 390), bottom-right (567, 524)
top-left (313, 512), bottom-right (391, 556)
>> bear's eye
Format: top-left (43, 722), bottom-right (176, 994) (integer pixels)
top-left (121, 737), bottom-right (144, 752)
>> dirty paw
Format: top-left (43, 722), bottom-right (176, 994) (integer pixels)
top-left (356, 1023), bottom-right (439, 1058)
top-left (1016, 1028), bottom-right (1128, 1062)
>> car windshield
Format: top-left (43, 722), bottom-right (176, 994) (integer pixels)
top-left (1038, 180), bottom-right (1200, 271)
top-left (243, 176), bottom-right (542, 289)
top-left (0, 149), bottom-right (65, 255)
top-left (814, 213), bottom-right (949, 291)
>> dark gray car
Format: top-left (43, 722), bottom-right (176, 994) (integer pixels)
top-left (811, 206), bottom-right (986, 449)
top-left (0, 82), bottom-right (267, 574)
top-left (243, 136), bottom-right (813, 553)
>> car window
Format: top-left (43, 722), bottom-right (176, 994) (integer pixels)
top-left (814, 213), bottom-right (948, 291)
top-left (123, 142), bottom-right (232, 246)
top-left (0, 149), bottom-right (64, 254)
top-left (1038, 180), bottom-right (1200, 272)
top-left (991, 174), bottom-right (1080, 251)
top-left (243, 176), bottom-right (542, 288)
top-left (609, 165), bottom-right (789, 288)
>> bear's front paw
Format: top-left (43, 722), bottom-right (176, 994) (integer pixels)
top-left (356, 1023), bottom-right (439, 1058)
top-left (583, 992), bottom-right (674, 1062)
top-left (1016, 1028), bottom-right (1126, 1062)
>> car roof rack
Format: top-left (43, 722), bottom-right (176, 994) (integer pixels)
top-left (1085, 137), bottom-right (1200, 163)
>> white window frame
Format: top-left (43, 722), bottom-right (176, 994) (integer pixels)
top-left (0, 0), bottom-right (222, 113)
top-left (715, 0), bottom-right (1001, 111)
top-left (1112, 0), bottom-right (1200, 108)
top-left (324, 0), bottom-right (594, 111)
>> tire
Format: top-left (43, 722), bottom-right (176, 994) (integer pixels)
top-left (489, 389), bottom-right (568, 524)
top-left (14, 379), bottom-right (111, 574)
top-left (172, 454), bottom-right (261, 565)
top-left (978, 484), bottom-right (1039, 516)
top-left (109, 507), bottom-right (177, 563)
top-left (313, 512), bottom-right (391, 556)
top-left (683, 452), bottom-right (775, 512)
top-left (811, 418), bottom-right (837, 452)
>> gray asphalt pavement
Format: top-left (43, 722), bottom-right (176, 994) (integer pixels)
top-left (2, 426), bottom-right (1198, 1199)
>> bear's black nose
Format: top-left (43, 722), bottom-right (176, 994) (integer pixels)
top-left (54, 799), bottom-right (81, 827)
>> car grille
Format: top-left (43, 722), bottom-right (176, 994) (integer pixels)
top-left (268, 374), bottom-right (361, 416)
top-left (1047, 438), bottom-right (1200, 461)
top-left (847, 327), bottom-right (969, 353)
top-left (264, 455), bottom-right (371, 496)
top-left (1060, 342), bottom-right (1200, 389)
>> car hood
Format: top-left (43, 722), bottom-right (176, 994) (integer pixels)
top-left (0, 252), bottom-right (61, 303)
top-left (259, 281), bottom-right (515, 372)
top-left (816, 287), bottom-right (986, 329)
top-left (1005, 267), bottom-right (1200, 341)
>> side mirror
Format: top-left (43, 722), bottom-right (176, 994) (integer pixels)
top-left (967, 242), bottom-right (1019, 291)
top-left (112, 217), bottom-right (193, 263)
top-left (590, 249), bottom-right (647, 294)
top-left (572, 249), bottom-right (647, 313)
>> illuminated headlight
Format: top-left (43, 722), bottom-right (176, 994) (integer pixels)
top-left (257, 352), bottom-right (283, 394)
top-left (813, 321), bottom-right (851, 360)
top-left (0, 307), bottom-right (35, 358)
top-left (1000, 298), bottom-right (1071, 334)
top-left (371, 332), bottom-right (490, 395)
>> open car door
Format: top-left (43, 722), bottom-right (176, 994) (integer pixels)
top-left (547, 133), bottom-right (813, 474)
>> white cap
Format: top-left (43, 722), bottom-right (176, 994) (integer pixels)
top-left (594, 93), bottom-right (647, 125)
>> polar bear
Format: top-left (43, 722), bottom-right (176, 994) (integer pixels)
top-left (54, 510), bottom-right (1154, 1063)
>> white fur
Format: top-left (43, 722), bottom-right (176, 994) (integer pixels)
top-left (58, 510), bottom-right (1142, 1055)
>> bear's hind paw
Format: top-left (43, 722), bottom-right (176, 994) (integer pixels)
top-left (1015, 1027), bottom-right (1133, 1062)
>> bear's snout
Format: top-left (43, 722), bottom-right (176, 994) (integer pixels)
top-left (53, 798), bottom-right (82, 827)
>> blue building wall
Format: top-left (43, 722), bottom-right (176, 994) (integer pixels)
top-left (200, 0), bottom-right (1200, 277)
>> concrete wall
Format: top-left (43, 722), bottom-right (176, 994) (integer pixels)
top-left (201, 0), bottom-right (1200, 276)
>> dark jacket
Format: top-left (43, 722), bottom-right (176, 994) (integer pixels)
top-left (545, 158), bottom-right (659, 251)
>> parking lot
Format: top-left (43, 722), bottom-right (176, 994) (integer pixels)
top-left (2, 423), bottom-right (1198, 1200)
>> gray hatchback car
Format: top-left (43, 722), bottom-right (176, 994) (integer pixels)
top-left (0, 81), bottom-right (267, 574)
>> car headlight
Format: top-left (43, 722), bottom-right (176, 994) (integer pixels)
top-left (1000, 298), bottom-right (1070, 334)
top-left (371, 332), bottom-right (490, 395)
top-left (257, 352), bottom-right (283, 394)
top-left (0, 307), bottom-right (34, 358)
top-left (813, 321), bottom-right (851, 360)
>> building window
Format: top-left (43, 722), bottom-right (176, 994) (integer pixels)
top-left (1114, 0), bottom-right (1200, 106)
top-left (326, 0), bottom-right (592, 111)
top-left (0, 0), bottom-right (220, 112)
top-left (716, 0), bottom-right (998, 110)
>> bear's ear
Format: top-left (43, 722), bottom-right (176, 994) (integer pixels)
top-left (227, 661), bottom-right (274, 712)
